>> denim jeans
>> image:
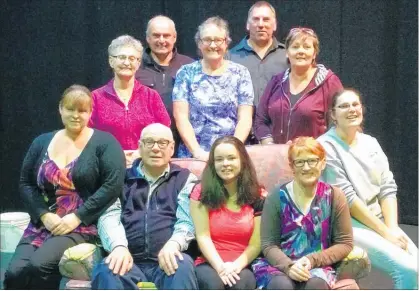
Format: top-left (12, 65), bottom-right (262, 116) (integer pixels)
top-left (91, 254), bottom-right (198, 290)
top-left (352, 218), bottom-right (418, 289)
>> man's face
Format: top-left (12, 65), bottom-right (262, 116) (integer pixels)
top-left (246, 6), bottom-right (277, 43)
top-left (146, 19), bottom-right (177, 57)
top-left (139, 132), bottom-right (174, 170)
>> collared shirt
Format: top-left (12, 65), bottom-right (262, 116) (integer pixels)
top-left (228, 36), bottom-right (288, 106)
top-left (97, 161), bottom-right (197, 252)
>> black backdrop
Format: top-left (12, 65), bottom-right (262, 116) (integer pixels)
top-left (1, 0), bottom-right (417, 224)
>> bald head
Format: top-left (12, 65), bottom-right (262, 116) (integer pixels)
top-left (140, 123), bottom-right (174, 141)
top-left (146, 15), bottom-right (177, 36)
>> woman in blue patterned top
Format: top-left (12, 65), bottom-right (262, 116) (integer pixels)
top-left (172, 16), bottom-right (254, 160)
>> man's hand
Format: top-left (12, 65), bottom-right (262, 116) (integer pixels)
top-left (51, 213), bottom-right (81, 236)
top-left (287, 257), bottom-right (311, 282)
top-left (158, 241), bottom-right (183, 276)
top-left (40, 212), bottom-right (62, 232)
top-left (105, 246), bottom-right (133, 276)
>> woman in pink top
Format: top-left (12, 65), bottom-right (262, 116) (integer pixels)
top-left (89, 35), bottom-right (170, 167)
top-left (190, 136), bottom-right (266, 289)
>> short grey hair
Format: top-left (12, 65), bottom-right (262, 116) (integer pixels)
top-left (194, 16), bottom-right (232, 46)
top-left (247, 1), bottom-right (277, 23)
top-left (108, 35), bottom-right (144, 57)
top-left (140, 123), bottom-right (174, 141)
top-left (146, 15), bottom-right (177, 37)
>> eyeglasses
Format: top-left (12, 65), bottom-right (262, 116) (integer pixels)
top-left (335, 103), bottom-right (362, 110)
top-left (111, 55), bottom-right (140, 63)
top-left (289, 27), bottom-right (315, 35)
top-left (292, 158), bottom-right (320, 168)
top-left (200, 37), bottom-right (226, 46)
top-left (141, 139), bottom-right (171, 149)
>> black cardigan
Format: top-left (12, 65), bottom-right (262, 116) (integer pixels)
top-left (19, 129), bottom-right (125, 226)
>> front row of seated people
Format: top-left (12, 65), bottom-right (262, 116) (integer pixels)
top-left (4, 85), bottom-right (418, 289)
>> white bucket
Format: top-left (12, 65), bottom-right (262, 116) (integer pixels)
top-left (0, 212), bottom-right (30, 253)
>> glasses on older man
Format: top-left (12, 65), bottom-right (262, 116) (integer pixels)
top-left (111, 55), bottom-right (140, 63)
top-left (142, 139), bottom-right (171, 149)
top-left (200, 37), bottom-right (226, 46)
top-left (292, 158), bottom-right (320, 168)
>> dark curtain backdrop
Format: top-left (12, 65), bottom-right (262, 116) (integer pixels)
top-left (1, 0), bottom-right (417, 224)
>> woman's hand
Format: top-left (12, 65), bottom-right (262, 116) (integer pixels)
top-left (192, 148), bottom-right (209, 161)
top-left (52, 213), bottom-right (81, 236)
top-left (40, 212), bottom-right (61, 232)
top-left (287, 257), bottom-right (311, 282)
top-left (124, 150), bottom-right (140, 168)
top-left (383, 227), bottom-right (408, 250)
top-left (217, 262), bottom-right (241, 287)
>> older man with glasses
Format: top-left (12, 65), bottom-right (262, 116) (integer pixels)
top-left (92, 123), bottom-right (199, 290)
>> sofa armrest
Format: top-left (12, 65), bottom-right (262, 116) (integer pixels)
top-left (335, 246), bottom-right (371, 280)
top-left (59, 243), bottom-right (104, 281)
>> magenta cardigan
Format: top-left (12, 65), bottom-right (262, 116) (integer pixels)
top-left (254, 65), bottom-right (343, 144)
top-left (89, 79), bottom-right (171, 150)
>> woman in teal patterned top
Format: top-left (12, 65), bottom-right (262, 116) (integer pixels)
top-left (255, 137), bottom-right (353, 289)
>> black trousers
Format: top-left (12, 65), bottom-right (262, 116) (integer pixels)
top-left (195, 263), bottom-right (256, 290)
top-left (267, 272), bottom-right (330, 290)
top-left (4, 232), bottom-right (95, 290)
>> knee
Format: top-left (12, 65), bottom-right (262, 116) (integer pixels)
top-left (92, 259), bottom-right (114, 279)
top-left (4, 258), bottom-right (31, 289)
top-left (176, 253), bottom-right (195, 273)
top-left (232, 269), bottom-right (256, 289)
top-left (305, 277), bottom-right (330, 290)
top-left (267, 274), bottom-right (294, 290)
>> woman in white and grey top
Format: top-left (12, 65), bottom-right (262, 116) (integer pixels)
top-left (317, 89), bottom-right (417, 290)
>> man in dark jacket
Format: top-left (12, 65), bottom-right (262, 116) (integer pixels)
top-left (136, 15), bottom-right (194, 156)
top-left (92, 123), bottom-right (198, 290)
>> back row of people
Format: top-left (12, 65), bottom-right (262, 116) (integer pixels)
top-left (4, 0), bottom-right (417, 289)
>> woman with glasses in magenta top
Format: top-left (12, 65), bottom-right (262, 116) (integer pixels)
top-left (254, 27), bottom-right (343, 144)
top-left (89, 35), bottom-right (170, 167)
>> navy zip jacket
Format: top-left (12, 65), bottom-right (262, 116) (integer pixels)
top-left (121, 158), bottom-right (191, 262)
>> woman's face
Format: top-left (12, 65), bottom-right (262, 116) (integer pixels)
top-left (287, 36), bottom-right (316, 69)
top-left (198, 24), bottom-right (228, 62)
top-left (332, 91), bottom-right (363, 130)
top-left (59, 97), bottom-right (92, 134)
top-left (109, 45), bottom-right (141, 79)
top-left (291, 150), bottom-right (325, 187)
top-left (214, 143), bottom-right (242, 185)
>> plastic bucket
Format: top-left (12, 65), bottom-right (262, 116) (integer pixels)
top-left (0, 212), bottom-right (30, 253)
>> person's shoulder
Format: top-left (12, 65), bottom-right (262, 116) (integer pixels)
top-left (91, 80), bottom-right (111, 95)
top-left (32, 131), bottom-right (55, 144)
top-left (227, 60), bottom-right (250, 73)
top-left (174, 52), bottom-right (195, 65)
top-left (91, 129), bottom-right (120, 146)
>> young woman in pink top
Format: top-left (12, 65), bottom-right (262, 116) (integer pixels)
top-left (190, 136), bottom-right (266, 289)
top-left (89, 35), bottom-right (170, 167)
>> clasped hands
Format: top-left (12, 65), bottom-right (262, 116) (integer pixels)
top-left (217, 261), bottom-right (242, 287)
top-left (41, 212), bottom-right (81, 236)
top-left (287, 256), bottom-right (312, 282)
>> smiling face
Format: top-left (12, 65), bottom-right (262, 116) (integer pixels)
top-left (109, 45), bottom-right (141, 79)
top-left (214, 143), bottom-right (242, 185)
top-left (247, 5), bottom-right (276, 44)
top-left (198, 23), bottom-right (228, 62)
top-left (59, 90), bottom-right (92, 134)
top-left (286, 35), bottom-right (317, 69)
top-left (139, 126), bottom-right (174, 170)
top-left (291, 150), bottom-right (325, 187)
top-left (331, 90), bottom-right (364, 130)
top-left (146, 17), bottom-right (177, 58)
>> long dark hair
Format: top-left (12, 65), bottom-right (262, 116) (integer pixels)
top-left (201, 136), bottom-right (260, 209)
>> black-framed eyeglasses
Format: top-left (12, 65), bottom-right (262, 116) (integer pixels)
top-left (111, 55), bottom-right (140, 63)
top-left (200, 37), bottom-right (226, 46)
top-left (141, 139), bottom-right (171, 149)
top-left (292, 158), bottom-right (320, 168)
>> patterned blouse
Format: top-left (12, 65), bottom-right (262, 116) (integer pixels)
top-left (22, 153), bottom-right (97, 247)
top-left (172, 60), bottom-right (254, 157)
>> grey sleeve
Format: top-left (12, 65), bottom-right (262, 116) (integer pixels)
top-left (373, 138), bottom-right (397, 201)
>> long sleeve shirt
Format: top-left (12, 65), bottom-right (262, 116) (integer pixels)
top-left (318, 127), bottom-right (397, 219)
top-left (98, 162), bottom-right (197, 253)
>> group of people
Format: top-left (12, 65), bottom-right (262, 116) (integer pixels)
top-left (4, 1), bottom-right (418, 290)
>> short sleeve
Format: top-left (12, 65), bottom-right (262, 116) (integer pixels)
top-left (172, 65), bottom-right (191, 102)
top-left (237, 66), bottom-right (254, 106)
top-left (189, 183), bottom-right (202, 201)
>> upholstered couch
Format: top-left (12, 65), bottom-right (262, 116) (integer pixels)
top-left (58, 144), bottom-right (370, 289)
